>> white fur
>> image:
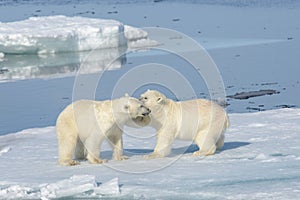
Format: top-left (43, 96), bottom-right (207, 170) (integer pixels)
top-left (138, 90), bottom-right (229, 158)
top-left (56, 96), bottom-right (150, 166)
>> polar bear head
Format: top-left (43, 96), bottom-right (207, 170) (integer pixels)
top-left (139, 90), bottom-right (168, 115)
top-left (113, 95), bottom-right (151, 122)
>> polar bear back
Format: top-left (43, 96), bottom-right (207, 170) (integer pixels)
top-left (57, 100), bottom-right (114, 140)
top-left (172, 99), bottom-right (228, 140)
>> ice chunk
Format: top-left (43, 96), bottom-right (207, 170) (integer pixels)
top-left (0, 16), bottom-right (157, 55)
top-left (40, 175), bottom-right (96, 199)
top-left (94, 178), bottom-right (120, 196)
top-left (0, 175), bottom-right (121, 199)
top-left (39, 175), bottom-right (120, 199)
top-left (124, 25), bottom-right (148, 41)
top-left (124, 25), bottom-right (160, 49)
top-left (127, 38), bottom-right (161, 49)
top-left (0, 185), bottom-right (37, 199)
top-left (0, 16), bottom-right (126, 54)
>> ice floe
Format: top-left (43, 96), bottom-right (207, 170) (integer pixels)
top-left (0, 15), bottom-right (158, 55)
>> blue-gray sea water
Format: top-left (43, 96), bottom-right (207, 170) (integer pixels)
top-left (0, 0), bottom-right (299, 135)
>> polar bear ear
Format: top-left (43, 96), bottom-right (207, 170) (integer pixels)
top-left (124, 93), bottom-right (129, 97)
top-left (157, 97), bottom-right (165, 104)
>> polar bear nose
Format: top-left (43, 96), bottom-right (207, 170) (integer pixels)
top-left (139, 97), bottom-right (148, 102)
top-left (142, 107), bottom-right (151, 116)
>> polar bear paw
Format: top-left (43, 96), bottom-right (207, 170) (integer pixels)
top-left (144, 153), bottom-right (163, 159)
top-left (59, 159), bottom-right (80, 166)
top-left (193, 150), bottom-right (214, 156)
top-left (88, 157), bottom-right (108, 164)
top-left (114, 155), bottom-right (129, 161)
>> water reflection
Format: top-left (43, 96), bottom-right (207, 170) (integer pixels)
top-left (0, 47), bottom-right (126, 81)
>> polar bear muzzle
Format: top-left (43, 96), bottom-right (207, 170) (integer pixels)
top-left (140, 105), bottom-right (151, 116)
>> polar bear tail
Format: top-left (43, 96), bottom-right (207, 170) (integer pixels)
top-left (225, 114), bottom-right (230, 129)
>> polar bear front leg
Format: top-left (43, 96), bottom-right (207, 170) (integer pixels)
top-left (57, 132), bottom-right (80, 166)
top-left (74, 138), bottom-right (86, 160)
top-left (108, 129), bottom-right (128, 161)
top-left (144, 128), bottom-right (175, 159)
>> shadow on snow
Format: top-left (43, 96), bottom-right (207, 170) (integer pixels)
top-left (101, 141), bottom-right (251, 158)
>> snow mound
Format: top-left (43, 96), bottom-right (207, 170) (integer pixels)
top-left (0, 16), bottom-right (158, 55)
top-left (40, 175), bottom-right (96, 199)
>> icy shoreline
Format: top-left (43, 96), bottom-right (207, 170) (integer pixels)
top-left (0, 108), bottom-right (300, 199)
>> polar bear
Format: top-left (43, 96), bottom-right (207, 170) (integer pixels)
top-left (56, 96), bottom-right (151, 166)
top-left (138, 90), bottom-right (229, 159)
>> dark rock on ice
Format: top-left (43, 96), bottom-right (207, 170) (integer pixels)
top-left (0, 68), bottom-right (9, 74)
top-left (275, 104), bottom-right (296, 109)
top-left (227, 89), bottom-right (280, 100)
top-left (246, 107), bottom-right (265, 111)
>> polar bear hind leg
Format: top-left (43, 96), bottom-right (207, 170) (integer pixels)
top-left (193, 129), bottom-right (217, 156)
top-left (107, 130), bottom-right (129, 161)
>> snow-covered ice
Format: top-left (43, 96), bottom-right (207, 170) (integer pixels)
top-left (0, 108), bottom-right (299, 199)
top-left (0, 15), bottom-right (158, 55)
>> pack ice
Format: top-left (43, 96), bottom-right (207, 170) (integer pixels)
top-left (0, 109), bottom-right (300, 199)
top-left (0, 15), bottom-right (157, 55)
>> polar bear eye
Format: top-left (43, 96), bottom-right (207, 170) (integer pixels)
top-left (124, 105), bottom-right (129, 110)
top-left (144, 97), bottom-right (148, 100)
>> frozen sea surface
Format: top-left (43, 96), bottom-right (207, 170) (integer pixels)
top-left (0, 108), bottom-right (300, 199)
